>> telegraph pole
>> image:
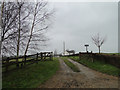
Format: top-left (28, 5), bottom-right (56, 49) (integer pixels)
top-left (63, 41), bottom-right (65, 55)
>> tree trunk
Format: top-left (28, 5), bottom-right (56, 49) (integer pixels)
top-left (86, 47), bottom-right (87, 52)
top-left (0, 3), bottom-right (4, 47)
top-left (24, 13), bottom-right (36, 56)
top-left (98, 46), bottom-right (100, 54)
top-left (0, 2), bottom-right (4, 66)
top-left (16, 3), bottom-right (21, 67)
top-left (24, 3), bottom-right (37, 56)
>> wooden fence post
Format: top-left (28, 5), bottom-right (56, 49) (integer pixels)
top-left (41, 53), bottom-right (43, 60)
top-left (50, 52), bottom-right (53, 61)
top-left (44, 53), bottom-right (46, 60)
top-left (52, 52), bottom-right (53, 60)
top-left (91, 51), bottom-right (94, 62)
top-left (43, 53), bottom-right (45, 60)
top-left (21, 61), bottom-right (23, 68)
top-left (6, 57), bottom-right (9, 72)
top-left (16, 57), bottom-right (19, 68)
top-left (36, 53), bottom-right (38, 64)
top-left (50, 52), bottom-right (51, 60)
top-left (24, 55), bottom-right (26, 66)
top-left (79, 52), bottom-right (81, 60)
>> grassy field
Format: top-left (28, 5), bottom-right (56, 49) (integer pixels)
top-left (62, 57), bottom-right (80, 72)
top-left (3, 58), bottom-right (59, 88)
top-left (68, 56), bottom-right (120, 77)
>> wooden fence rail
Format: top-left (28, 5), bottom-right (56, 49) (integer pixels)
top-left (2, 52), bottom-right (53, 72)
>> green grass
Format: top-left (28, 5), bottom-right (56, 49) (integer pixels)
top-left (68, 56), bottom-right (120, 77)
top-left (2, 58), bottom-right (59, 88)
top-left (62, 57), bottom-right (80, 72)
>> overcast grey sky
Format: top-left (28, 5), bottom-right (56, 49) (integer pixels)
top-left (44, 2), bottom-right (118, 54)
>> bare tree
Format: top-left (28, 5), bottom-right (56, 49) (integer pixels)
top-left (16, 2), bottom-right (24, 67)
top-left (1, 2), bottom-right (31, 57)
top-left (24, 1), bottom-right (54, 56)
top-left (0, 2), bottom-right (19, 56)
top-left (16, 2), bottom-right (31, 56)
top-left (91, 33), bottom-right (106, 53)
top-left (1, 1), bottom-right (54, 58)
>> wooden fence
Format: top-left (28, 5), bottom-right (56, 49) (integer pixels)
top-left (63, 52), bottom-right (120, 68)
top-left (2, 52), bottom-right (53, 72)
top-left (79, 52), bottom-right (120, 68)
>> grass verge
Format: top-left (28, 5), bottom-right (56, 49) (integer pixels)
top-left (2, 57), bottom-right (59, 88)
top-left (69, 56), bottom-right (120, 77)
top-left (62, 58), bottom-right (80, 72)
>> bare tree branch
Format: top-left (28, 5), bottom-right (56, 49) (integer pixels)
top-left (91, 33), bottom-right (106, 53)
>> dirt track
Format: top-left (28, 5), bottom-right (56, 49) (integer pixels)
top-left (39, 58), bottom-right (118, 88)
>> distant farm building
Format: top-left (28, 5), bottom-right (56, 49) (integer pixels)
top-left (62, 50), bottom-right (75, 56)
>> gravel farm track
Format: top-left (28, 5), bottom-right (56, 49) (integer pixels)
top-left (39, 58), bottom-right (119, 88)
